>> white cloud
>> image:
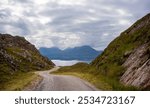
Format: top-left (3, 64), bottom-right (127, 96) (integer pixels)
top-left (119, 19), bottom-right (131, 25)
top-left (34, 0), bottom-right (49, 5)
top-left (0, 0), bottom-right (9, 4)
top-left (0, 0), bottom-right (150, 50)
top-left (57, 0), bottom-right (86, 6)
top-left (116, 9), bottom-right (128, 16)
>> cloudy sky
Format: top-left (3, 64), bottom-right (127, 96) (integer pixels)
top-left (0, 0), bottom-right (150, 50)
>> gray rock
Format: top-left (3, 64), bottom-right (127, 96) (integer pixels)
top-left (120, 43), bottom-right (150, 90)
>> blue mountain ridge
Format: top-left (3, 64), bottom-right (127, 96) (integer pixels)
top-left (39, 46), bottom-right (102, 61)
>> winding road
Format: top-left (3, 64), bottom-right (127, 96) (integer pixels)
top-left (33, 67), bottom-right (98, 91)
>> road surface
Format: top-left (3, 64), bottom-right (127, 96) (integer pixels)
top-left (33, 67), bottom-right (98, 91)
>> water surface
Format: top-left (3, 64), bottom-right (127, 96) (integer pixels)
top-left (52, 60), bottom-right (90, 66)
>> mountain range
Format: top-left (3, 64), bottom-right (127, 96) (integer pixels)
top-left (39, 46), bottom-right (102, 61)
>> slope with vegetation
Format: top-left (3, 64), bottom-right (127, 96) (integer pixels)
top-left (53, 63), bottom-right (137, 90)
top-left (0, 34), bottom-right (54, 90)
top-left (53, 13), bottom-right (150, 90)
top-left (91, 13), bottom-right (150, 90)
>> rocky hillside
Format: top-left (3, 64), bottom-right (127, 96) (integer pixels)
top-left (91, 13), bottom-right (150, 90)
top-left (0, 34), bottom-right (54, 83)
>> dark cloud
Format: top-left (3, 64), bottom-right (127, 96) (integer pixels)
top-left (9, 0), bottom-right (33, 4)
top-left (0, 0), bottom-right (150, 50)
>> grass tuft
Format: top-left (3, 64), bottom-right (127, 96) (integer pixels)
top-left (0, 72), bottom-right (38, 91)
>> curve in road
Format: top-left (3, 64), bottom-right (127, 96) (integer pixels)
top-left (33, 67), bottom-right (98, 91)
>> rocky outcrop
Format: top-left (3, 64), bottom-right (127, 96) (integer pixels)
top-left (0, 33), bottom-right (55, 83)
top-left (91, 13), bottom-right (150, 90)
top-left (0, 34), bottom-right (39, 52)
top-left (119, 14), bottom-right (150, 90)
top-left (120, 43), bottom-right (150, 90)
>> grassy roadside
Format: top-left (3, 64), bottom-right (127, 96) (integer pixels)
top-left (53, 71), bottom-right (112, 90)
top-left (1, 72), bottom-right (39, 91)
top-left (52, 63), bottom-right (138, 91)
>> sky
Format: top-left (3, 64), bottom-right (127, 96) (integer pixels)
top-left (0, 0), bottom-right (150, 50)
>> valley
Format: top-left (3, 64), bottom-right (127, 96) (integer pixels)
top-left (0, 13), bottom-right (150, 91)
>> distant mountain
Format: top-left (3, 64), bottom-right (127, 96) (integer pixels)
top-left (39, 46), bottom-right (102, 61)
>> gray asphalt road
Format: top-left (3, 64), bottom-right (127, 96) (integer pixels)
top-left (33, 67), bottom-right (98, 91)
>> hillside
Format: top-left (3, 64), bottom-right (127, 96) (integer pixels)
top-left (53, 13), bottom-right (150, 90)
top-left (91, 13), bottom-right (150, 90)
top-left (39, 46), bottom-right (102, 61)
top-left (0, 34), bottom-right (54, 89)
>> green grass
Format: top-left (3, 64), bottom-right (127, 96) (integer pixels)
top-left (0, 46), bottom-right (53, 90)
top-left (90, 14), bottom-right (150, 89)
top-left (52, 63), bottom-right (138, 91)
top-left (0, 72), bottom-right (39, 91)
top-left (53, 71), bottom-right (112, 90)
